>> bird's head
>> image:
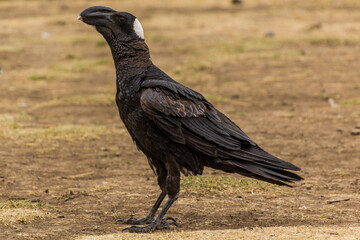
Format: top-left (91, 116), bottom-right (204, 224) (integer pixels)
top-left (78, 6), bottom-right (144, 42)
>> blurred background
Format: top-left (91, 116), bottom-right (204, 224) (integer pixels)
top-left (0, 0), bottom-right (359, 239)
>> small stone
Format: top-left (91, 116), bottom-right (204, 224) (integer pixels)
top-left (328, 98), bottom-right (336, 108)
top-left (230, 94), bottom-right (239, 99)
top-left (41, 32), bottom-right (50, 39)
top-left (351, 129), bottom-right (360, 136)
top-left (264, 31), bottom-right (275, 38)
top-left (307, 23), bottom-right (322, 31)
top-left (326, 198), bottom-right (350, 204)
top-left (18, 102), bottom-right (27, 107)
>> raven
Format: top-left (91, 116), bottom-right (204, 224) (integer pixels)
top-left (79, 6), bottom-right (302, 233)
top-left (232, 0), bottom-right (242, 4)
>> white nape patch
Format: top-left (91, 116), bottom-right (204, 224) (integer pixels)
top-left (133, 18), bottom-right (144, 39)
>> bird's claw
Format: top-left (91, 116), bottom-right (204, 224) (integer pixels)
top-left (122, 217), bottom-right (178, 233)
top-left (157, 218), bottom-right (178, 229)
top-left (122, 225), bottom-right (155, 233)
top-left (162, 217), bottom-right (177, 223)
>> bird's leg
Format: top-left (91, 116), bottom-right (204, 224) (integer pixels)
top-left (123, 195), bottom-right (178, 233)
top-left (116, 191), bottom-right (166, 225)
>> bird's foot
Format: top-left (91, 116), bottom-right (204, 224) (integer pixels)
top-left (116, 215), bottom-right (152, 225)
top-left (122, 217), bottom-right (178, 233)
top-left (157, 217), bottom-right (178, 230)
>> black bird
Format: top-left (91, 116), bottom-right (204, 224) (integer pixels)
top-left (232, 0), bottom-right (242, 5)
top-left (79, 6), bottom-right (302, 233)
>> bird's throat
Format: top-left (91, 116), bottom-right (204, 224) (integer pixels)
top-left (110, 40), bottom-right (151, 70)
top-left (109, 41), bottom-right (151, 94)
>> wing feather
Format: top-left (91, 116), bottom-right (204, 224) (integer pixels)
top-left (140, 87), bottom-right (254, 149)
top-left (139, 84), bottom-right (301, 184)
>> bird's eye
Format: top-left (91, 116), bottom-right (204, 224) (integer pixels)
top-left (119, 17), bottom-right (126, 23)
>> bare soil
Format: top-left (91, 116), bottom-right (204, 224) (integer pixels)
top-left (0, 0), bottom-right (359, 239)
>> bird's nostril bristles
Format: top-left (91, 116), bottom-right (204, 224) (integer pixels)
top-left (77, 15), bottom-right (83, 21)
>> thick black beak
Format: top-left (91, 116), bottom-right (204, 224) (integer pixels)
top-left (78, 6), bottom-right (116, 26)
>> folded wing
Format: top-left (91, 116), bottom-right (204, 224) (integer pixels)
top-left (140, 83), bottom-right (302, 185)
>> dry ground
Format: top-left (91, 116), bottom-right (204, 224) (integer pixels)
top-left (0, 0), bottom-right (359, 239)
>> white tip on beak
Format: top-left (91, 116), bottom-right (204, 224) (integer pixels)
top-left (77, 15), bottom-right (83, 21)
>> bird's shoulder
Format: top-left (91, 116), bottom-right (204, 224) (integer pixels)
top-left (140, 87), bottom-right (207, 119)
top-left (141, 64), bottom-right (205, 101)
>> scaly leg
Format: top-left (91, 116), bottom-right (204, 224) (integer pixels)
top-left (122, 196), bottom-right (178, 233)
top-left (116, 191), bottom-right (166, 225)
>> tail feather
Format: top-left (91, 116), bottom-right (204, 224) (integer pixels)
top-left (247, 145), bottom-right (301, 171)
top-left (218, 145), bottom-right (300, 171)
top-left (247, 160), bottom-right (291, 171)
top-left (207, 145), bottom-right (303, 186)
top-left (224, 160), bottom-right (301, 182)
top-left (261, 167), bottom-right (302, 181)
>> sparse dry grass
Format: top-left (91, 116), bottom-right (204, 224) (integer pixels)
top-left (0, 200), bottom-right (54, 225)
top-left (0, 209), bottom-right (52, 224)
top-left (181, 175), bottom-right (274, 193)
top-left (0, 114), bottom-right (123, 142)
top-left (62, 93), bottom-right (114, 105)
top-left (341, 98), bottom-right (360, 106)
top-left (28, 73), bottom-right (55, 81)
top-left (51, 58), bottom-right (112, 72)
top-left (94, 182), bottom-right (117, 192)
top-left (0, 44), bottom-right (20, 53)
top-left (28, 93), bottom-right (114, 111)
top-left (0, 200), bottom-right (52, 209)
top-left (170, 38), bottom-right (279, 82)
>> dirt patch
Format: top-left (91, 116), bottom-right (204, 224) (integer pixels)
top-left (0, 0), bottom-right (359, 239)
top-left (75, 226), bottom-right (360, 240)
